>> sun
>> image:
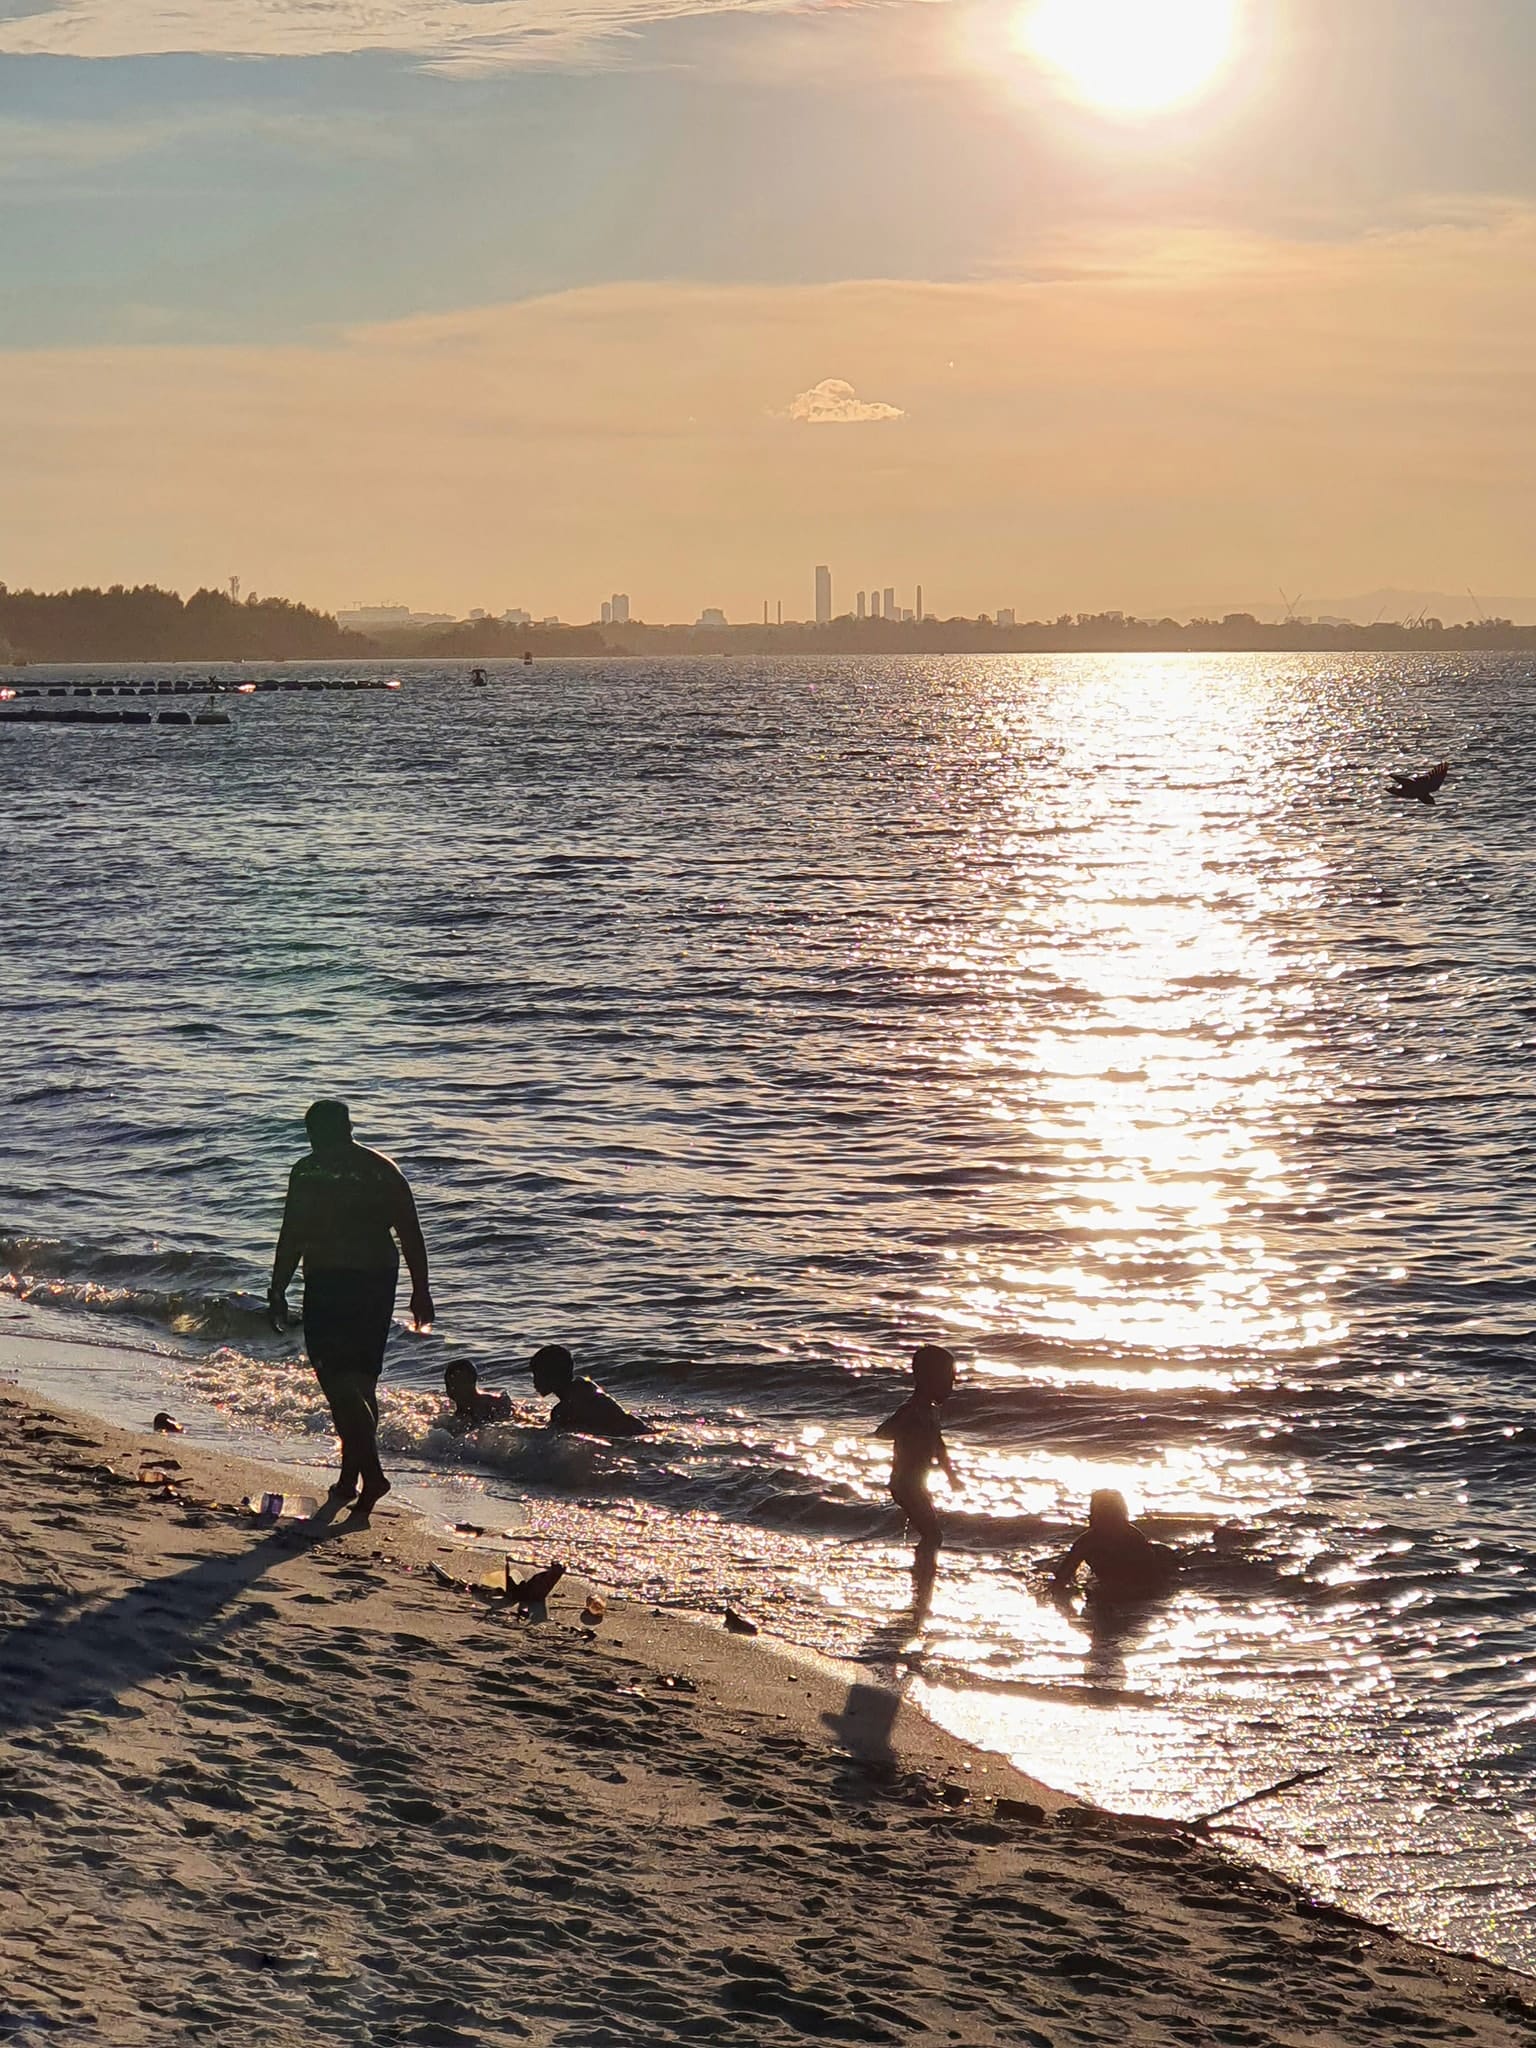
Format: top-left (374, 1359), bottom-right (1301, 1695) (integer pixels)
top-left (1019, 0), bottom-right (1240, 114)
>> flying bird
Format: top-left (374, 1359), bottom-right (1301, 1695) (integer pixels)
top-left (1390, 761), bottom-right (1450, 805)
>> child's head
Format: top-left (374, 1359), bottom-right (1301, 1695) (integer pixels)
top-left (529, 1343), bottom-right (575, 1396)
top-left (911, 1344), bottom-right (956, 1404)
top-left (1088, 1488), bottom-right (1131, 1529)
top-left (444, 1361), bottom-right (479, 1406)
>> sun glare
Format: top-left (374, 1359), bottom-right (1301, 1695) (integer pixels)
top-left (1019, 0), bottom-right (1239, 114)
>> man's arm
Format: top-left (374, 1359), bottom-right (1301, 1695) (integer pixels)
top-left (268, 1169), bottom-right (307, 1329)
top-left (389, 1170), bottom-right (434, 1329)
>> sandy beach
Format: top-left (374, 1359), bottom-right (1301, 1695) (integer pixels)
top-left (0, 1387), bottom-right (1531, 2047)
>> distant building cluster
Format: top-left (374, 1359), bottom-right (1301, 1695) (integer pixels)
top-left (337, 603), bottom-right (457, 633)
top-left (599, 592), bottom-right (631, 626)
top-left (814, 566), bottom-right (925, 627)
top-left (339, 601), bottom-right (559, 633)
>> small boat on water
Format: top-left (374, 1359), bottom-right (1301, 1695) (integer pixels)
top-left (470, 666), bottom-right (488, 686)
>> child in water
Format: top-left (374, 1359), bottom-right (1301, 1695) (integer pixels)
top-left (1050, 1488), bottom-right (1178, 1601)
top-left (875, 1344), bottom-right (958, 1549)
top-left (441, 1361), bottom-right (513, 1436)
top-left (527, 1344), bottom-right (650, 1439)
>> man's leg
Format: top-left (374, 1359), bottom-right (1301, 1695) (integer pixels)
top-left (304, 1270), bottom-right (396, 1514)
top-left (319, 1371), bottom-right (387, 1514)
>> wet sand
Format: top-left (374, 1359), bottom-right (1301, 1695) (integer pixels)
top-left (2, 1385), bottom-right (1533, 2048)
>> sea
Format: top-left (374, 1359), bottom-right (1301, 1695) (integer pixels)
top-left (3, 653), bottom-right (1534, 1971)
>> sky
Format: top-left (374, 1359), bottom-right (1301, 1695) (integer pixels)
top-left (2, 0), bottom-right (1535, 623)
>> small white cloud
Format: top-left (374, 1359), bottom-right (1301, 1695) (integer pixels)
top-left (783, 377), bottom-right (904, 425)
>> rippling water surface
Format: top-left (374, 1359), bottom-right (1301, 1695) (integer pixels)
top-left (4, 654), bottom-right (1534, 1966)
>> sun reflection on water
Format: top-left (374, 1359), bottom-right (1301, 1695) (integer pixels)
top-left (917, 663), bottom-right (1349, 1387)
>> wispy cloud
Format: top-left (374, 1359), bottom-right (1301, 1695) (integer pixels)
top-left (0, 0), bottom-right (797, 68)
top-left (783, 377), bottom-right (904, 425)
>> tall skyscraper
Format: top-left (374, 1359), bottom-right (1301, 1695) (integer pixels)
top-left (916, 584), bottom-right (924, 621)
top-left (856, 590), bottom-right (867, 620)
top-left (883, 587), bottom-right (895, 621)
top-left (601, 600), bottom-right (613, 625)
top-left (610, 592), bottom-right (630, 624)
top-left (870, 589), bottom-right (881, 620)
top-left (814, 564), bottom-right (832, 626)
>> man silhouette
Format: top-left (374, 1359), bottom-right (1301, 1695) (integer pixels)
top-left (268, 1100), bottom-right (433, 1518)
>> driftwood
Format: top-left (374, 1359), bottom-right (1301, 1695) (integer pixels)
top-left (1192, 1765), bottom-right (1333, 1830)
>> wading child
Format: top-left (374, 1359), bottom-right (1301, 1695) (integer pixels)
top-left (1050, 1488), bottom-right (1178, 1601)
top-left (527, 1345), bottom-right (650, 1439)
top-left (875, 1344), bottom-right (958, 1551)
top-left (441, 1360), bottom-right (512, 1436)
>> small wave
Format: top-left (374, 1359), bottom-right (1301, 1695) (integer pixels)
top-left (11, 1080), bottom-right (115, 1105)
top-left (0, 1229), bottom-right (268, 1342)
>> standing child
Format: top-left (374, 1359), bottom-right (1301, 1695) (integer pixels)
top-left (875, 1344), bottom-right (958, 1551)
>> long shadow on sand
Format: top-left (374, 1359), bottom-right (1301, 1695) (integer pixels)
top-left (816, 1546), bottom-right (937, 1786)
top-left (0, 1514), bottom-right (346, 1738)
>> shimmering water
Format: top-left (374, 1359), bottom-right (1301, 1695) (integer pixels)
top-left (4, 654), bottom-right (1535, 1967)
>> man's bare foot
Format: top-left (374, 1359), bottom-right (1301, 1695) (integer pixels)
top-left (347, 1477), bottom-right (390, 1522)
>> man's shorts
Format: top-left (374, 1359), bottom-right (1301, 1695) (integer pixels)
top-left (302, 1268), bottom-right (398, 1386)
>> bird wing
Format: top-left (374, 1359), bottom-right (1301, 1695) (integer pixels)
top-left (1422, 760), bottom-right (1450, 793)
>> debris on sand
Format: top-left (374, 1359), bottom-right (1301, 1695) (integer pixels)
top-left (505, 1561), bottom-right (566, 1617)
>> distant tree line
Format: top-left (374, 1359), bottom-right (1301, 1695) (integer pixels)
top-left (381, 615), bottom-right (607, 659)
top-left (0, 584), bottom-right (372, 663)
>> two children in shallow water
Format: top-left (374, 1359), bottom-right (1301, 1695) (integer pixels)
top-left (442, 1345), bottom-right (649, 1440)
top-left (876, 1342), bottom-right (1179, 1599)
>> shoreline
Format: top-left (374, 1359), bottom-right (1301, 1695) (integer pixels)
top-left (3, 1380), bottom-right (1533, 2045)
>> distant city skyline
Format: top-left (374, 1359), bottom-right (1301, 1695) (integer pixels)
top-left (338, 578), bottom-right (1536, 632)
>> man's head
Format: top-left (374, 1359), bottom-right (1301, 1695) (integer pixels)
top-left (1089, 1488), bottom-right (1131, 1529)
top-left (444, 1361), bottom-right (479, 1407)
top-left (304, 1099), bottom-right (352, 1153)
top-left (911, 1343), bottom-right (956, 1404)
top-left (529, 1343), bottom-right (575, 1395)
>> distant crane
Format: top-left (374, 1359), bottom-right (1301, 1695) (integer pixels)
top-left (1467, 587), bottom-right (1489, 625)
top-left (1278, 586), bottom-right (1304, 624)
